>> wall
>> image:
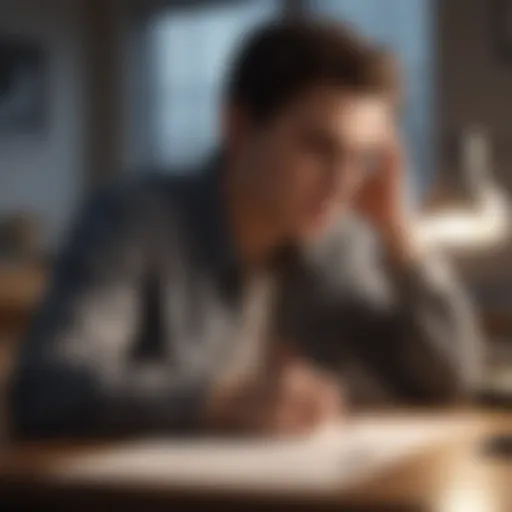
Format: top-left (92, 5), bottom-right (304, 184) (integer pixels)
top-left (308, 0), bottom-right (433, 201)
top-left (0, 0), bottom-right (86, 251)
top-left (439, 0), bottom-right (512, 185)
top-left (2, 0), bottom-right (509, 252)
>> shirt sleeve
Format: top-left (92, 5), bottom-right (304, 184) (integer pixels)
top-left (8, 184), bottom-right (210, 439)
top-left (274, 223), bottom-right (484, 406)
top-left (379, 250), bottom-right (484, 402)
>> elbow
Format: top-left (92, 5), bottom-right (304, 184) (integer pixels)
top-left (406, 349), bottom-right (475, 406)
top-left (420, 368), bottom-right (464, 405)
top-left (8, 364), bottom-right (100, 440)
top-left (8, 369), bottom-right (51, 439)
top-left (422, 325), bottom-right (484, 405)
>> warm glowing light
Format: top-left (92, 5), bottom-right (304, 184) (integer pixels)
top-left (418, 189), bottom-right (510, 250)
top-left (435, 457), bottom-right (497, 512)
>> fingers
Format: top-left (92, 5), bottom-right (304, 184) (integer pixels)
top-left (205, 348), bottom-right (344, 438)
top-left (267, 358), bottom-right (344, 437)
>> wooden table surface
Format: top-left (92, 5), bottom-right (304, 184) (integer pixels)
top-left (0, 410), bottom-right (510, 511)
top-left (343, 410), bottom-right (511, 511)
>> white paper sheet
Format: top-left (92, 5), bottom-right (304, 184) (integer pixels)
top-left (49, 417), bottom-right (475, 495)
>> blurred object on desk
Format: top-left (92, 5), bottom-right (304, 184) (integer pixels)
top-left (419, 126), bottom-right (512, 408)
top-left (420, 126), bottom-right (510, 251)
top-left (420, 186), bottom-right (510, 253)
top-left (44, 417), bottom-right (474, 494)
top-left (0, 212), bottom-right (42, 263)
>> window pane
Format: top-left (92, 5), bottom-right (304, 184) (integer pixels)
top-left (150, 1), bottom-right (284, 169)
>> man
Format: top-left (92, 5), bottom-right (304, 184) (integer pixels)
top-left (9, 20), bottom-right (481, 439)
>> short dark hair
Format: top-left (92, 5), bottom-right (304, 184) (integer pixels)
top-left (226, 18), bottom-right (400, 124)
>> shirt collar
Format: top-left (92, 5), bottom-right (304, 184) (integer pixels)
top-left (192, 150), bottom-right (299, 293)
top-left (194, 150), bottom-right (241, 291)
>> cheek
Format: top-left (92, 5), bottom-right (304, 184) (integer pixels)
top-left (251, 130), bottom-right (327, 217)
top-left (276, 153), bottom-right (320, 210)
top-left (338, 167), bottom-right (366, 203)
top-left (248, 142), bottom-right (291, 210)
top-left (291, 157), bottom-right (324, 197)
top-left (259, 140), bottom-right (300, 195)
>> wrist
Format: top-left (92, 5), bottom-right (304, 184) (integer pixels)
top-left (203, 377), bottom-right (267, 433)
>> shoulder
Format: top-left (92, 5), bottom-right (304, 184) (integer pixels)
top-left (58, 170), bottom-right (207, 260)
top-left (92, 170), bottom-right (196, 211)
top-left (302, 214), bottom-right (379, 274)
top-left (297, 214), bottom-right (392, 303)
top-left (81, 169), bottom-right (206, 231)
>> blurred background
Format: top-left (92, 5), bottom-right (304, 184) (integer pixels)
top-left (0, 0), bottom-right (511, 403)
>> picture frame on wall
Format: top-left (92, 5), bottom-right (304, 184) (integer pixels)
top-left (0, 35), bottom-right (46, 134)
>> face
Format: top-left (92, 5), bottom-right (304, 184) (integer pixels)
top-left (226, 85), bottom-right (393, 239)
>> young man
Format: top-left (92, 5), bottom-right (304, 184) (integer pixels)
top-left (9, 20), bottom-right (481, 438)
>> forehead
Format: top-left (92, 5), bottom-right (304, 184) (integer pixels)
top-left (286, 85), bottom-right (393, 145)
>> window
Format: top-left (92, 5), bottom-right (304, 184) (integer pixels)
top-left (138, 0), bottom-right (433, 198)
top-left (147, 0), bottom-right (284, 169)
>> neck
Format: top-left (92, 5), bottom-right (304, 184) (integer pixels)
top-left (224, 163), bottom-right (284, 271)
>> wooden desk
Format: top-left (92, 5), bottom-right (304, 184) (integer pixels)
top-left (0, 262), bottom-right (46, 391)
top-left (344, 411), bottom-right (511, 511)
top-left (0, 411), bottom-right (510, 511)
top-left (0, 262), bottom-right (46, 337)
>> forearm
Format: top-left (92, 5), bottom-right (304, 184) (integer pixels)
top-left (10, 356), bottom-right (210, 438)
top-left (8, 184), bottom-right (211, 439)
top-left (383, 227), bottom-right (484, 402)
